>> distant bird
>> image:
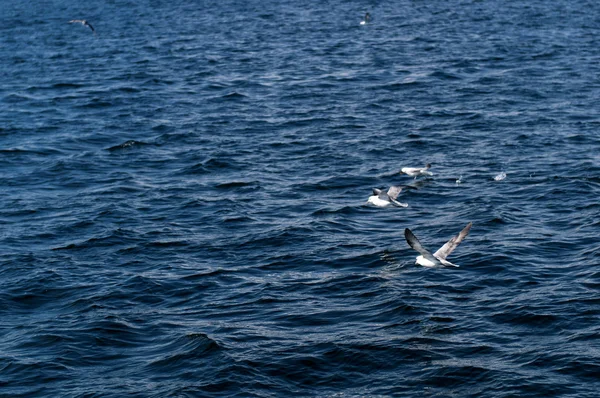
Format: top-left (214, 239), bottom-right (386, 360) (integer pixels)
top-left (401, 163), bottom-right (433, 179)
top-left (360, 12), bottom-right (372, 25)
top-left (404, 222), bottom-right (472, 267)
top-left (493, 172), bottom-right (506, 181)
top-left (69, 19), bottom-right (95, 34)
top-left (367, 185), bottom-right (412, 207)
top-left (456, 175), bottom-right (463, 184)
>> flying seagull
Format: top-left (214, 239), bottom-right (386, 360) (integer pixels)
top-left (367, 185), bottom-right (414, 207)
top-left (401, 163), bottom-right (433, 179)
top-left (69, 19), bottom-right (95, 34)
top-left (404, 222), bottom-right (472, 267)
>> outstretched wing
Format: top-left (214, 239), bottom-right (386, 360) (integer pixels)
top-left (434, 222), bottom-right (472, 260)
top-left (372, 188), bottom-right (382, 196)
top-left (404, 228), bottom-right (437, 263)
top-left (386, 186), bottom-right (404, 200)
top-left (390, 198), bottom-right (408, 208)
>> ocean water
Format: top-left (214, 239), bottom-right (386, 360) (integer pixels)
top-left (1, 0), bottom-right (600, 396)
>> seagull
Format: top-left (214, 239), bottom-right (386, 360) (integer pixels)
top-left (494, 172), bottom-right (506, 181)
top-left (69, 19), bottom-right (95, 34)
top-left (404, 222), bottom-right (472, 267)
top-left (367, 185), bottom-right (412, 207)
top-left (360, 12), bottom-right (371, 25)
top-left (401, 163), bottom-right (433, 179)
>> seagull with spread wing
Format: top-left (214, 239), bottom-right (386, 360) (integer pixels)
top-left (367, 185), bottom-right (414, 208)
top-left (69, 19), bottom-right (96, 34)
top-left (404, 222), bottom-right (472, 267)
top-left (401, 163), bottom-right (433, 179)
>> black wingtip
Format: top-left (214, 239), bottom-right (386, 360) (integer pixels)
top-left (404, 228), bottom-right (416, 248)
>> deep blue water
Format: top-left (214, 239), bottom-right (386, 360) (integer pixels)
top-left (1, 0), bottom-right (600, 396)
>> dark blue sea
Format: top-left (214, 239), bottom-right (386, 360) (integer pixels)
top-left (2, 0), bottom-right (600, 396)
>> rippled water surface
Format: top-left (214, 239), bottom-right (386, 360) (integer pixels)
top-left (2, 0), bottom-right (600, 396)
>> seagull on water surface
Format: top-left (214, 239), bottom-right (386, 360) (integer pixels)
top-left (360, 13), bottom-right (372, 25)
top-left (367, 185), bottom-right (413, 207)
top-left (494, 172), bottom-right (506, 181)
top-left (69, 19), bottom-right (95, 34)
top-left (404, 222), bottom-right (472, 267)
top-left (401, 163), bottom-right (433, 179)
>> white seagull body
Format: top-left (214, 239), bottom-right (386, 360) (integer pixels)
top-left (494, 172), bottom-right (506, 181)
top-left (367, 186), bottom-right (411, 208)
top-left (401, 163), bottom-right (433, 179)
top-left (69, 19), bottom-right (95, 34)
top-left (404, 222), bottom-right (472, 267)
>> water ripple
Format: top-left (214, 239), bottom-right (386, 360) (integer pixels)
top-left (1, 0), bottom-right (600, 396)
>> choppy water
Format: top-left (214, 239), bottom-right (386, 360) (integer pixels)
top-left (1, 0), bottom-right (600, 396)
